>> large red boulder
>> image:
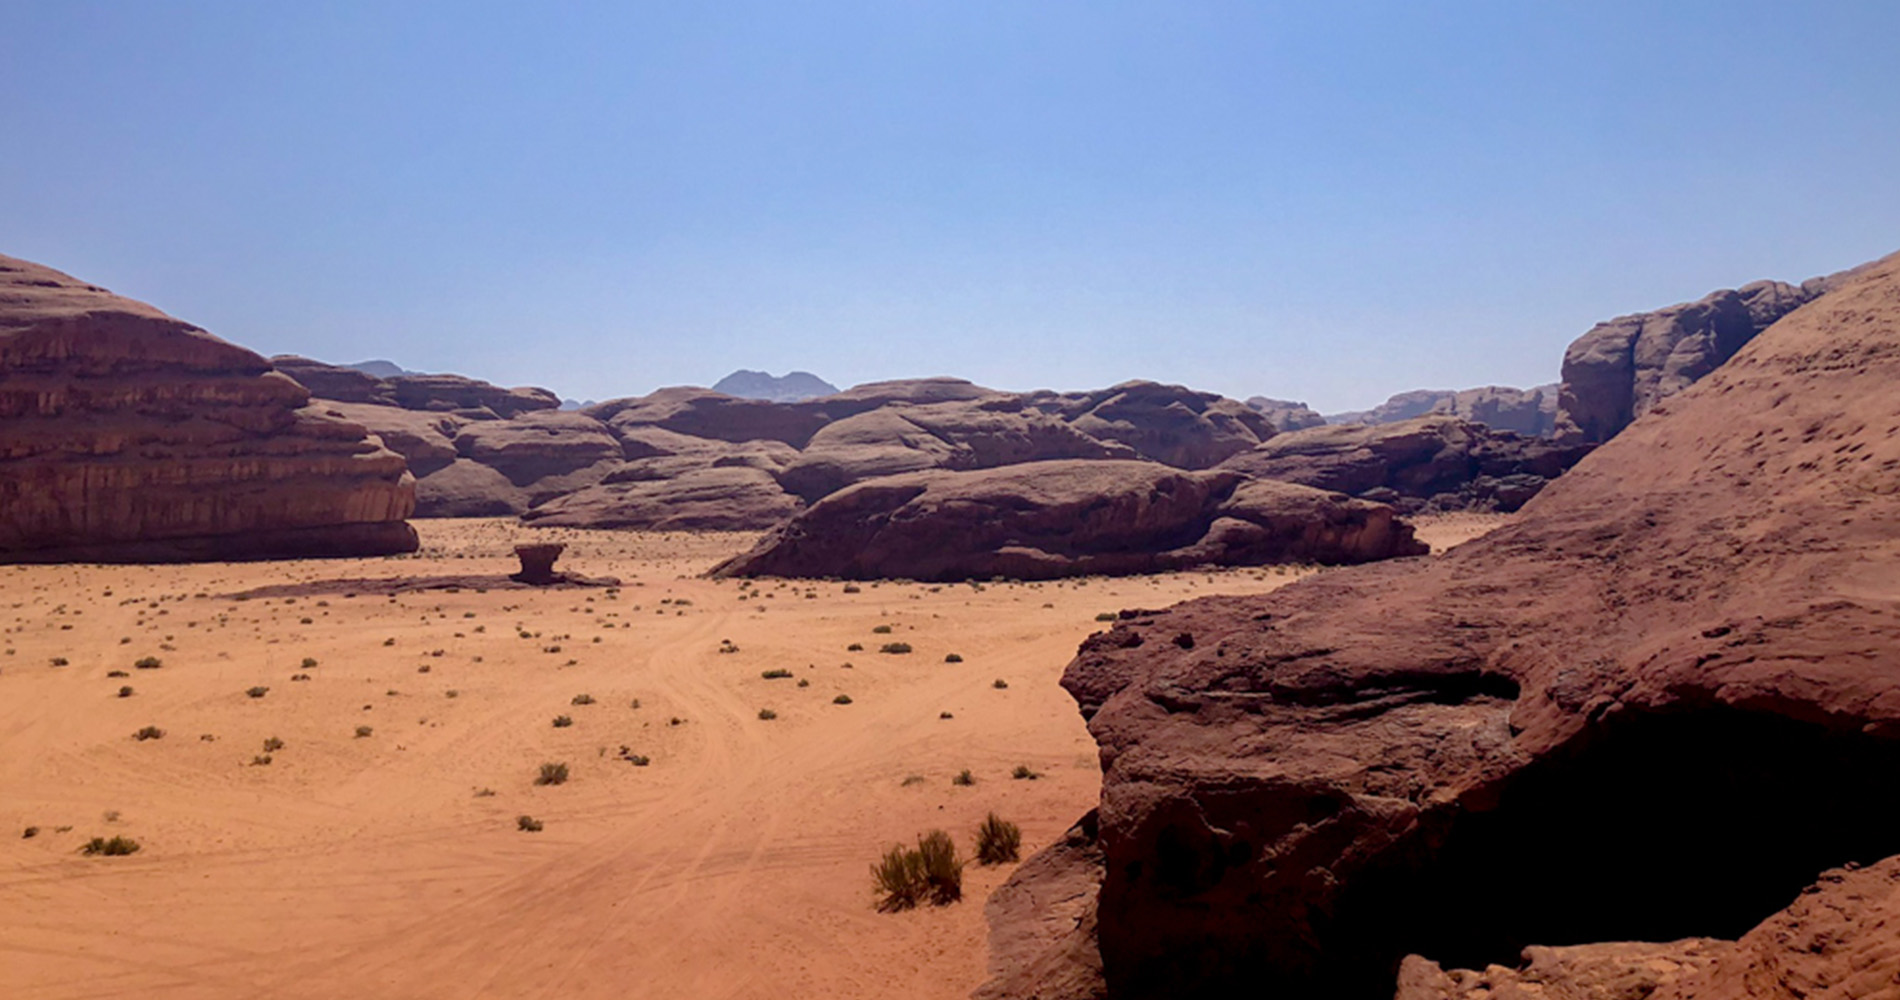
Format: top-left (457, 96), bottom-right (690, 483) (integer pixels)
top-left (712, 459), bottom-right (1424, 581)
top-left (983, 250), bottom-right (1900, 999)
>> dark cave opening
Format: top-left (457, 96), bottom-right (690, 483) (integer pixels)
top-left (1315, 708), bottom-right (1900, 1000)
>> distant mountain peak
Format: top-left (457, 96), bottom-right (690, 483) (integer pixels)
top-left (711, 369), bottom-right (839, 403)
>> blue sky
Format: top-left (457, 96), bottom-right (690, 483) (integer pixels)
top-left (4, 2), bottom-right (1896, 411)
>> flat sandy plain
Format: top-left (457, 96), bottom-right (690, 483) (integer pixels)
top-left (0, 515), bottom-right (1502, 1000)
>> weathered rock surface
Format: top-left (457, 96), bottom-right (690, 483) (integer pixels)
top-left (276, 359), bottom-right (619, 517)
top-left (776, 398), bottom-right (1132, 501)
top-left (1, 254), bottom-right (417, 561)
top-left (1217, 416), bottom-right (1593, 512)
top-left (272, 355), bottom-right (559, 418)
top-left (1037, 381), bottom-right (1273, 469)
top-left (712, 459), bottom-right (1424, 581)
top-left (1244, 397), bottom-right (1328, 432)
top-left (1402, 858), bottom-right (1900, 1000)
top-left (1550, 259), bottom-right (1881, 445)
top-left (985, 250), bottom-right (1900, 1000)
top-left (1325, 384), bottom-right (1560, 437)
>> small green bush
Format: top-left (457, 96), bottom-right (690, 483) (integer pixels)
top-left (245, 686), bottom-right (270, 699)
top-left (535, 762), bottom-right (569, 785)
top-left (1094, 612), bottom-right (1117, 622)
top-left (915, 830), bottom-right (963, 905)
top-left (354, 725), bottom-right (374, 738)
top-left (133, 725), bottom-right (165, 741)
top-left (552, 715), bottom-right (573, 728)
top-left (944, 653), bottom-right (963, 663)
top-left (992, 678), bottom-right (1009, 689)
top-left (761, 669), bottom-right (793, 680)
top-left (975, 813), bottom-right (1022, 865)
top-left (872, 624), bottom-right (893, 634)
top-left (832, 694), bottom-right (853, 705)
top-left (300, 657), bottom-right (318, 669)
top-left (758, 708), bottom-right (778, 720)
top-left (879, 642), bottom-right (913, 655)
top-left (1011, 764), bottom-right (1039, 780)
top-left (134, 656), bottom-right (161, 669)
top-left (570, 693), bottom-right (595, 705)
top-left (262, 736), bottom-right (285, 752)
top-left (517, 814), bottom-right (543, 832)
top-left (952, 769), bottom-right (975, 786)
top-left (117, 686), bottom-right (134, 698)
top-left (846, 643), bottom-right (864, 652)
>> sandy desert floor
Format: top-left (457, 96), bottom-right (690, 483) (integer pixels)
top-left (0, 514), bottom-right (1504, 1000)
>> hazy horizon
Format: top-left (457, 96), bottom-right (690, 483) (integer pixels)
top-left (4, 1), bottom-right (1897, 412)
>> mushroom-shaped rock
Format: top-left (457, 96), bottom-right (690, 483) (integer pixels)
top-left (512, 542), bottom-right (566, 585)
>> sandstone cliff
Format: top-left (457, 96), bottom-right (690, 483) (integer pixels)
top-left (0, 255), bottom-right (417, 561)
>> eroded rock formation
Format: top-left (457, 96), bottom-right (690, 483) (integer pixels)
top-left (1326, 384), bottom-right (1559, 437)
top-left (984, 249), bottom-right (1900, 999)
top-left (1217, 416), bottom-right (1593, 512)
top-left (1, 255), bottom-right (417, 561)
top-left (712, 459), bottom-right (1424, 581)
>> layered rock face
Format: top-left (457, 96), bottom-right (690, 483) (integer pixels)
top-left (278, 359), bottom-right (616, 517)
top-left (1323, 385), bottom-right (1559, 436)
top-left (712, 460), bottom-right (1425, 581)
top-left (985, 250), bottom-right (1900, 999)
top-left (1217, 416), bottom-right (1593, 512)
top-left (1244, 396), bottom-right (1327, 432)
top-left (0, 255), bottom-right (417, 561)
top-left (505, 378), bottom-right (1284, 531)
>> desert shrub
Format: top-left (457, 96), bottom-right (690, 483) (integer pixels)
top-left (354, 725), bottom-right (374, 738)
top-left (879, 642), bottom-right (913, 655)
top-left (842, 584), bottom-right (861, 594)
top-left (757, 708), bottom-right (778, 720)
top-left (535, 762), bottom-right (569, 785)
top-left (50, 657), bottom-right (69, 667)
top-left (300, 657), bottom-right (318, 669)
top-left (761, 669), bottom-right (793, 680)
top-left (975, 813), bottom-right (1022, 865)
top-left (797, 678), bottom-right (810, 687)
top-left (915, 830), bottom-right (963, 904)
top-left (939, 711), bottom-right (954, 719)
top-left (846, 643), bottom-right (864, 652)
top-left (516, 815), bottom-right (543, 832)
top-left (106, 670), bottom-right (128, 678)
top-left (872, 625), bottom-right (893, 634)
top-left (952, 769), bottom-right (975, 786)
top-left (1011, 764), bottom-right (1039, 780)
top-left (625, 753), bottom-right (650, 766)
top-left (81, 835), bottom-right (140, 857)
top-left (992, 678), bottom-right (1009, 689)
top-left (871, 842), bottom-right (926, 912)
top-left (552, 715), bottom-right (573, 728)
top-left (251, 754), bottom-right (273, 766)
top-left (570, 693), bottom-right (595, 705)
top-left (262, 736), bottom-right (285, 752)
top-left (901, 774), bottom-right (926, 786)
top-left (133, 725), bottom-right (165, 741)
top-left (134, 656), bottom-right (160, 669)
top-left (944, 653), bottom-right (963, 663)
top-left (117, 686), bottom-right (134, 698)
top-left (245, 686), bottom-right (269, 699)
top-left (1094, 612), bottom-right (1117, 622)
top-left (832, 694), bottom-right (853, 705)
